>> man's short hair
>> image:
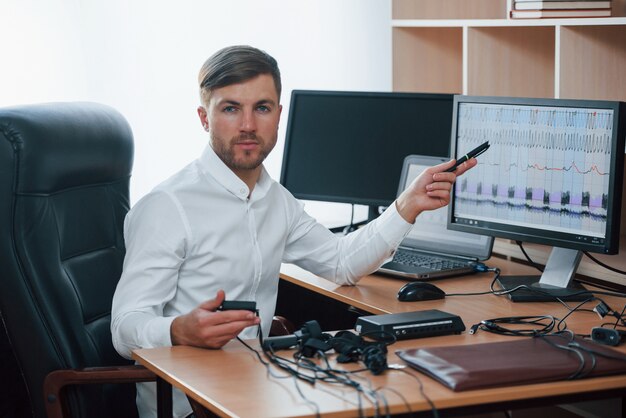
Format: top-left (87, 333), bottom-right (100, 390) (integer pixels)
top-left (198, 45), bottom-right (282, 106)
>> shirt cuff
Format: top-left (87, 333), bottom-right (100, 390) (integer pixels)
top-left (375, 203), bottom-right (413, 249)
top-left (143, 316), bottom-right (176, 348)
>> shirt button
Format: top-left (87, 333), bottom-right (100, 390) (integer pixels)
top-left (240, 188), bottom-right (246, 195)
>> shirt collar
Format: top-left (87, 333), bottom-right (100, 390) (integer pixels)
top-left (198, 144), bottom-right (271, 201)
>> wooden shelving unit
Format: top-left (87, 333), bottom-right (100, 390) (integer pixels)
top-left (391, 0), bottom-right (626, 289)
top-left (392, 0), bottom-right (626, 100)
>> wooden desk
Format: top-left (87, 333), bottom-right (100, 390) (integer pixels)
top-left (279, 257), bottom-right (624, 337)
top-left (133, 258), bottom-right (626, 418)
top-left (134, 336), bottom-right (626, 418)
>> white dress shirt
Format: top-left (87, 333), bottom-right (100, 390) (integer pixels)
top-left (111, 144), bottom-right (412, 418)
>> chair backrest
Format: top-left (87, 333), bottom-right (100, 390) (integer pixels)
top-left (0, 102), bottom-right (136, 418)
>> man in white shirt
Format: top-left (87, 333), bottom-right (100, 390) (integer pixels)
top-left (111, 45), bottom-right (475, 418)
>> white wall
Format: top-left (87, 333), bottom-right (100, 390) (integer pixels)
top-left (1, 0), bottom-right (391, 225)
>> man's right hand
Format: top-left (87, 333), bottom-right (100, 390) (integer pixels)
top-left (170, 290), bottom-right (260, 349)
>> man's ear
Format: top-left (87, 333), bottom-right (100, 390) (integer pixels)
top-left (197, 106), bottom-right (209, 131)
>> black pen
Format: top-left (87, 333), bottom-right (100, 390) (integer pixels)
top-left (445, 141), bottom-right (490, 172)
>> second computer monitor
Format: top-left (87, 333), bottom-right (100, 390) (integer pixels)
top-left (280, 90), bottom-right (454, 219)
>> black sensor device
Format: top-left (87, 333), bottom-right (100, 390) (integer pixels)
top-left (261, 320), bottom-right (325, 352)
top-left (219, 301), bottom-right (257, 312)
top-left (355, 309), bottom-right (465, 340)
top-left (591, 327), bottom-right (626, 346)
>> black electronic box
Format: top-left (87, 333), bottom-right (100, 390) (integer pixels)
top-left (355, 309), bottom-right (465, 340)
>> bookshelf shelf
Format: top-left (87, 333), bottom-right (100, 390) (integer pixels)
top-left (392, 17), bottom-right (626, 27)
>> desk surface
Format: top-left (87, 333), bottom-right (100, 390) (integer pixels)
top-left (134, 336), bottom-right (626, 418)
top-left (280, 257), bottom-right (625, 336)
top-left (134, 257), bottom-right (626, 418)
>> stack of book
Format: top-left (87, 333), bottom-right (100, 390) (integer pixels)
top-left (511, 0), bottom-right (612, 18)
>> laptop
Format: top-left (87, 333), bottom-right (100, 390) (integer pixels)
top-left (378, 155), bottom-right (493, 280)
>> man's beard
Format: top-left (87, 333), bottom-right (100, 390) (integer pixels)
top-left (211, 132), bottom-right (274, 171)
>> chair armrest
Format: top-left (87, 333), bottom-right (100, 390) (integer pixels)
top-left (44, 365), bottom-right (156, 418)
top-left (270, 315), bottom-right (295, 336)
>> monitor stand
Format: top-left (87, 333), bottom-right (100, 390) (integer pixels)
top-left (496, 247), bottom-right (592, 302)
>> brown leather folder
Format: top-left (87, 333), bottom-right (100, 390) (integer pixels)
top-left (396, 334), bottom-right (626, 391)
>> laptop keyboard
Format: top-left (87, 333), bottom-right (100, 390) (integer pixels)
top-left (392, 250), bottom-right (470, 271)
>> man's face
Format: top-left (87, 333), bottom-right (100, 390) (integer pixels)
top-left (198, 74), bottom-right (282, 177)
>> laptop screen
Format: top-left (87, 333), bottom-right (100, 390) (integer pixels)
top-left (400, 155), bottom-right (493, 260)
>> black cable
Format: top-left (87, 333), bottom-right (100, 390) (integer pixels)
top-left (465, 262), bottom-right (626, 301)
top-left (516, 241), bottom-right (544, 272)
top-left (310, 350), bottom-right (386, 418)
top-left (255, 321), bottom-right (394, 418)
top-left (374, 386), bottom-right (413, 418)
top-left (444, 266), bottom-right (626, 335)
top-left (571, 339), bottom-right (626, 362)
top-left (445, 267), bottom-right (502, 297)
top-left (536, 332), bottom-right (589, 379)
top-left (267, 346), bottom-right (317, 384)
top-left (237, 327), bottom-right (296, 380)
top-left (491, 281), bottom-right (626, 304)
top-left (448, 267), bottom-right (584, 306)
top-left (473, 315), bottom-right (558, 337)
top-left (446, 267), bottom-right (588, 310)
top-left (558, 298), bottom-right (596, 315)
top-left (290, 364), bottom-right (322, 417)
top-left (469, 297), bottom-right (597, 338)
top-left (584, 251), bottom-right (626, 275)
top-left (236, 337), bottom-right (323, 417)
top-left (555, 297), bottom-right (596, 333)
top-left (240, 323), bottom-right (324, 415)
top-left (316, 351), bottom-right (389, 417)
top-left (536, 331), bottom-right (626, 383)
top-left (614, 303), bottom-right (626, 329)
top-left (359, 374), bottom-right (390, 418)
top-left (517, 241), bottom-right (626, 277)
top-left (487, 273), bottom-right (626, 319)
top-left (350, 203), bottom-right (355, 228)
top-left (351, 372), bottom-right (386, 418)
top-left (394, 368), bottom-right (439, 418)
top-left (342, 204), bottom-right (357, 234)
top-left (565, 342), bottom-right (598, 379)
top-left (236, 336), bottom-right (268, 365)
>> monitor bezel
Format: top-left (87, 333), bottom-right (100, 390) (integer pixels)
top-left (447, 95), bottom-right (625, 255)
top-left (279, 89), bottom-right (455, 207)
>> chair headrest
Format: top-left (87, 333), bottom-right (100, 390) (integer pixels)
top-left (0, 102), bottom-right (134, 194)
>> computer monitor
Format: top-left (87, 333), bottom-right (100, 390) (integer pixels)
top-left (280, 90), bottom-right (454, 222)
top-left (448, 95), bottom-right (625, 301)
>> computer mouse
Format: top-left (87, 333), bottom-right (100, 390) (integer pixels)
top-left (397, 282), bottom-right (446, 302)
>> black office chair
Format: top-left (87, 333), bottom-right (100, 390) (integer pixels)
top-left (0, 102), bottom-right (155, 418)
